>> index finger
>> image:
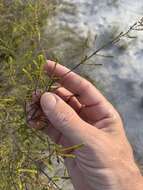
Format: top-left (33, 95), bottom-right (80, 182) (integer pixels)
top-left (44, 60), bottom-right (107, 105)
top-left (44, 60), bottom-right (118, 122)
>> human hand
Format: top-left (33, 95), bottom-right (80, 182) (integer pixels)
top-left (28, 60), bottom-right (143, 190)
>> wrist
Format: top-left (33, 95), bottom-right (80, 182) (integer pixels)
top-left (114, 160), bottom-right (143, 190)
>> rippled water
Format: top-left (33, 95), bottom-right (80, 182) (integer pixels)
top-left (47, 1), bottom-right (143, 189)
top-left (57, 0), bottom-right (143, 161)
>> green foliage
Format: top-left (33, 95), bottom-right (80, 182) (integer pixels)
top-left (0, 1), bottom-right (68, 189)
top-left (0, 1), bottom-right (89, 189)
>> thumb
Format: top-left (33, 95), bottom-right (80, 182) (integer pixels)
top-left (40, 92), bottom-right (91, 143)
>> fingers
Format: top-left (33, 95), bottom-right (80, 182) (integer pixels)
top-left (40, 92), bottom-right (100, 144)
top-left (44, 60), bottom-right (106, 105)
top-left (54, 87), bottom-right (95, 123)
top-left (44, 60), bottom-right (117, 121)
top-left (54, 87), bottom-right (82, 113)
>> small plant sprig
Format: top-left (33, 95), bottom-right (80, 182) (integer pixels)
top-left (58, 17), bottom-right (143, 79)
top-left (26, 16), bottom-right (143, 149)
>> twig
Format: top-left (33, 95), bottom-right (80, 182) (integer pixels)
top-left (59, 17), bottom-right (143, 80)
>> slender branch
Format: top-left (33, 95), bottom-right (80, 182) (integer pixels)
top-left (59, 17), bottom-right (143, 80)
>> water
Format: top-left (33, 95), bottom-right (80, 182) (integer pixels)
top-left (56, 0), bottom-right (143, 163)
top-left (46, 1), bottom-right (143, 188)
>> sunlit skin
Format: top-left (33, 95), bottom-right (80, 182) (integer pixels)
top-left (28, 60), bottom-right (143, 190)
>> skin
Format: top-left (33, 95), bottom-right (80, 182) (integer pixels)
top-left (28, 60), bottom-right (143, 190)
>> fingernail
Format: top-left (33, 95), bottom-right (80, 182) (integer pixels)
top-left (44, 60), bottom-right (56, 74)
top-left (40, 92), bottom-right (57, 113)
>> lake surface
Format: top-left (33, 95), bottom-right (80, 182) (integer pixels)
top-left (58, 0), bottom-right (143, 161)
top-left (47, 0), bottom-right (143, 189)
